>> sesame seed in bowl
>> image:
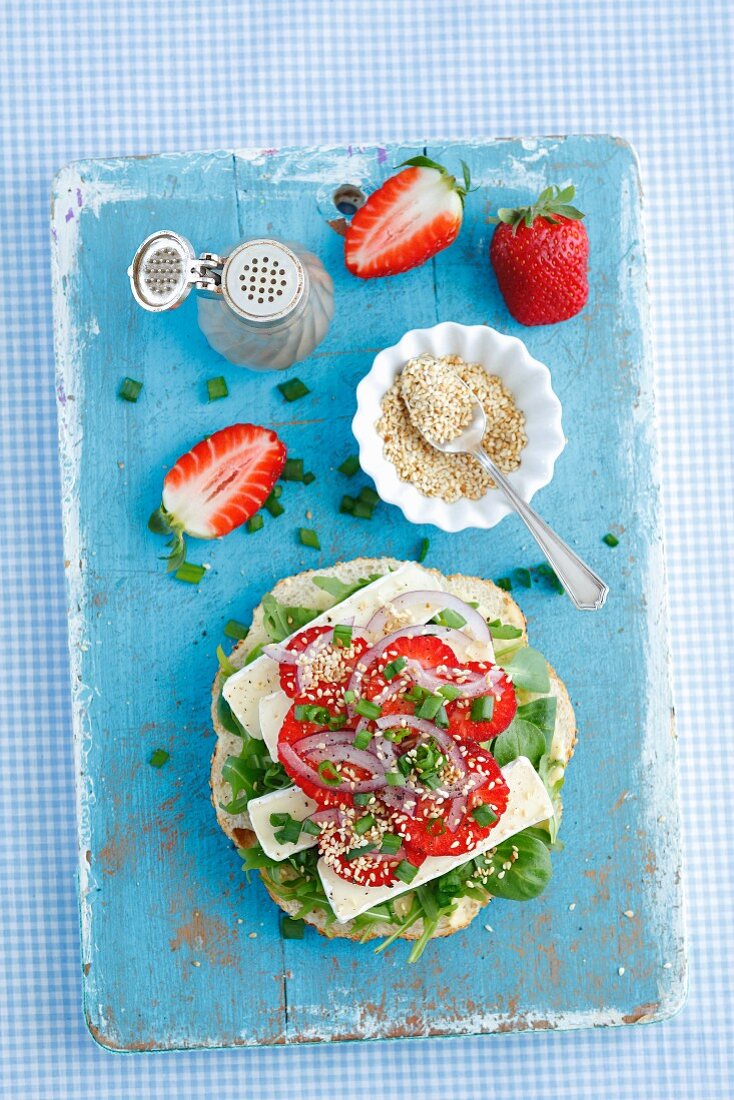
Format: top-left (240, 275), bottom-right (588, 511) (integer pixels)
top-left (353, 322), bottom-right (565, 532)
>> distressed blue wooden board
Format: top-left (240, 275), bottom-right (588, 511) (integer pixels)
top-left (51, 137), bottom-right (685, 1052)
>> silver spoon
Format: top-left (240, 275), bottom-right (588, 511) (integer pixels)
top-left (404, 382), bottom-right (609, 611)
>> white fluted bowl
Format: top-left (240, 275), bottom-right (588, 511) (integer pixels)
top-left (353, 322), bottom-right (565, 532)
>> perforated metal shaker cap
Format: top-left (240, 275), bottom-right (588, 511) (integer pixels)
top-left (128, 230), bottom-right (198, 312)
top-left (220, 240), bottom-right (305, 323)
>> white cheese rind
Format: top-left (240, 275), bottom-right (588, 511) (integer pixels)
top-left (317, 756), bottom-right (553, 924)
top-left (247, 786), bottom-right (319, 861)
top-left (259, 690), bottom-right (292, 763)
top-left (223, 563), bottom-right (444, 738)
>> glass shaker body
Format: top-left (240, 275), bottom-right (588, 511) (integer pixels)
top-left (197, 239), bottom-right (334, 371)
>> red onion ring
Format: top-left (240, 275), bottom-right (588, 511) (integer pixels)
top-left (346, 624), bottom-right (476, 702)
top-left (280, 741), bottom-right (386, 794)
top-left (366, 590), bottom-right (491, 646)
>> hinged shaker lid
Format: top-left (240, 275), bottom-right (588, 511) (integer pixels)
top-left (220, 240), bottom-right (305, 323)
top-left (127, 231), bottom-right (200, 312)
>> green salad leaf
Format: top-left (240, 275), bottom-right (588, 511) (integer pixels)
top-left (474, 829), bottom-right (552, 901)
top-left (487, 619), bottom-right (524, 640)
top-left (261, 594), bottom-right (320, 643)
top-left (221, 737), bottom-right (290, 814)
top-left (516, 696), bottom-right (557, 750)
top-left (312, 573), bottom-right (383, 602)
top-left (492, 717), bottom-right (546, 769)
top-left (504, 646), bottom-right (551, 694)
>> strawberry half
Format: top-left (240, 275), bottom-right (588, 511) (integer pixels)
top-left (344, 156), bottom-right (470, 279)
top-left (149, 423), bottom-right (286, 569)
top-left (489, 184), bottom-right (589, 326)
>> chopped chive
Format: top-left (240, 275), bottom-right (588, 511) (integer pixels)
top-left (294, 703), bottom-right (331, 725)
top-left (383, 727), bottom-right (410, 743)
top-left (303, 471), bottom-right (316, 485)
top-left (386, 772), bottom-right (403, 786)
top-left (438, 683), bottom-right (462, 701)
top-left (119, 377), bottom-right (143, 403)
top-left (353, 792), bottom-right (373, 806)
top-left (380, 833), bottom-right (402, 855)
top-left (535, 563), bottom-right (564, 593)
top-left (603, 532), bottom-right (620, 547)
top-left (426, 816), bottom-right (447, 837)
top-left (328, 714), bottom-right (347, 731)
top-left (269, 812), bottom-right (290, 827)
top-left (339, 494), bottom-right (356, 515)
top-left (264, 493), bottom-right (284, 517)
top-left (175, 562), bottom-right (206, 584)
top-left (354, 814), bottom-right (375, 835)
top-left (351, 499), bottom-right (375, 520)
top-left (514, 567), bottom-right (532, 589)
top-left (333, 623), bottom-right (353, 648)
top-left (338, 454), bottom-right (360, 477)
top-left (420, 771), bottom-right (442, 790)
top-left (358, 486), bottom-right (379, 506)
top-left (417, 537), bottom-right (430, 563)
top-left (383, 656), bottom-right (407, 681)
top-left (471, 804), bottom-right (498, 827)
top-left (301, 818), bottom-right (321, 836)
top-left (271, 484), bottom-right (283, 499)
top-left (224, 619), bottom-right (249, 641)
top-left (471, 695), bottom-right (494, 722)
top-left (495, 576), bottom-right (512, 592)
top-left (353, 728), bottom-right (372, 750)
top-left (317, 760), bottom-right (342, 787)
top-left (277, 377), bottom-right (310, 402)
top-left (403, 684), bottom-right (428, 704)
top-left (149, 748), bottom-right (169, 768)
top-left (395, 860), bottom-right (419, 884)
top-left (247, 514), bottom-right (264, 533)
top-left (355, 698), bottom-right (382, 720)
top-left (343, 689), bottom-right (356, 704)
top-left (206, 376), bottom-right (229, 402)
top-left (216, 645), bottom-right (237, 677)
top-left (434, 704), bottom-right (449, 728)
top-left (343, 843), bottom-right (377, 861)
top-left (280, 915), bottom-right (305, 939)
top-left (299, 528), bottom-right (320, 549)
top-left (433, 608), bottom-right (467, 629)
top-left (283, 458), bottom-right (304, 482)
top-left (416, 694), bottom-right (444, 721)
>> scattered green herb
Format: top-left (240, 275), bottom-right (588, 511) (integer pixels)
top-left (303, 471), bottom-right (316, 485)
top-left (149, 748), bottom-right (169, 768)
top-left (417, 537), bottom-right (430, 563)
top-left (470, 695), bottom-right (494, 722)
top-left (224, 619), bottom-right (249, 641)
top-left (514, 567), bottom-right (532, 588)
top-left (339, 495), bottom-right (356, 514)
top-left (351, 499), bottom-right (375, 519)
top-left (247, 514), bottom-right (264, 533)
top-left (395, 860), bottom-right (419, 884)
top-left (333, 623), bottom-right (353, 648)
top-left (496, 576), bottom-right (512, 591)
top-left (353, 728), bottom-right (372, 750)
top-left (471, 803), bottom-right (497, 827)
top-left (355, 698), bottom-right (382, 720)
top-left (383, 656), bottom-right (407, 681)
top-left (277, 377), bottom-right (310, 402)
top-left (264, 492), bottom-right (284, 517)
top-left (216, 644), bottom-right (237, 678)
top-left (317, 760), bottom-right (342, 787)
top-left (338, 454), bottom-right (361, 477)
top-left (175, 562), bottom-right (206, 584)
top-left (206, 376), bottom-right (228, 402)
top-left (432, 608), bottom-right (467, 629)
top-left (280, 915), bottom-right (305, 939)
top-left (283, 458), bottom-right (304, 481)
top-left (312, 573), bottom-right (382, 602)
top-left (603, 532), bottom-right (620, 547)
top-left (261, 594), bottom-right (319, 643)
top-left (119, 377), bottom-right (143, 403)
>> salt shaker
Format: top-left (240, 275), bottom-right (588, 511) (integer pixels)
top-left (128, 231), bottom-right (334, 371)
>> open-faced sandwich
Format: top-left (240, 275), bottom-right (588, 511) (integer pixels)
top-left (211, 558), bottom-right (575, 961)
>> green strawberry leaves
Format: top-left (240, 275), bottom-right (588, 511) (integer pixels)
top-left (490, 183), bottom-right (585, 234)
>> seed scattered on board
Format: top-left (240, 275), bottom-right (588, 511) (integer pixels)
top-left (618, 967), bottom-right (626, 976)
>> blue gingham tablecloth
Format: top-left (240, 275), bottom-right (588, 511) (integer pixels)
top-left (1, 2), bottom-right (732, 1097)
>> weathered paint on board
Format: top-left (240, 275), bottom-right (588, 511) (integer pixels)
top-left (51, 138), bottom-right (686, 1051)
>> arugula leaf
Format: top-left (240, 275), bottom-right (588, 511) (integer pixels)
top-left (238, 843), bottom-right (278, 879)
top-left (261, 594), bottom-right (320, 643)
top-left (487, 619), bottom-right (524, 640)
top-left (492, 717), bottom-right (546, 769)
top-left (476, 829), bottom-right (552, 901)
top-left (516, 697), bottom-right (557, 750)
top-left (504, 646), bottom-right (551, 693)
top-left (312, 573), bottom-right (383, 602)
top-left (216, 644), bottom-right (237, 679)
top-left (221, 736), bottom-right (290, 813)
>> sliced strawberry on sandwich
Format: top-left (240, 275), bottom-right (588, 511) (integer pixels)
top-left (149, 423), bottom-right (286, 569)
top-left (344, 156), bottom-right (470, 279)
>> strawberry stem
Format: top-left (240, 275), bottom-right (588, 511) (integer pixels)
top-left (148, 504), bottom-right (187, 571)
top-left (489, 183), bottom-right (584, 234)
top-left (398, 155), bottom-right (472, 207)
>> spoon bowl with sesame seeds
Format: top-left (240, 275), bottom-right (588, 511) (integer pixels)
top-left (402, 371), bottom-right (609, 612)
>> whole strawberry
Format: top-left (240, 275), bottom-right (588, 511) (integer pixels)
top-left (489, 184), bottom-right (588, 326)
top-left (345, 156), bottom-right (470, 279)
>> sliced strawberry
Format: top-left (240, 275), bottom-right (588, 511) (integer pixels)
top-left (326, 840), bottom-right (426, 888)
top-left (344, 157), bottom-right (469, 279)
top-left (406, 750), bottom-right (509, 857)
top-left (360, 634), bottom-right (458, 709)
top-left (280, 626), bottom-right (371, 711)
top-left (445, 663), bottom-right (517, 740)
top-left (277, 706), bottom-right (379, 808)
top-left (149, 423), bottom-right (286, 569)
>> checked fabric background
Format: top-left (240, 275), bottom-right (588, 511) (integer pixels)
top-left (1, 2), bottom-right (732, 1097)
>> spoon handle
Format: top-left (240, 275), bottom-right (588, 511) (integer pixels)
top-left (473, 448), bottom-right (609, 611)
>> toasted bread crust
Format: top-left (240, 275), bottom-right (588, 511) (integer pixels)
top-left (210, 557), bottom-right (576, 944)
